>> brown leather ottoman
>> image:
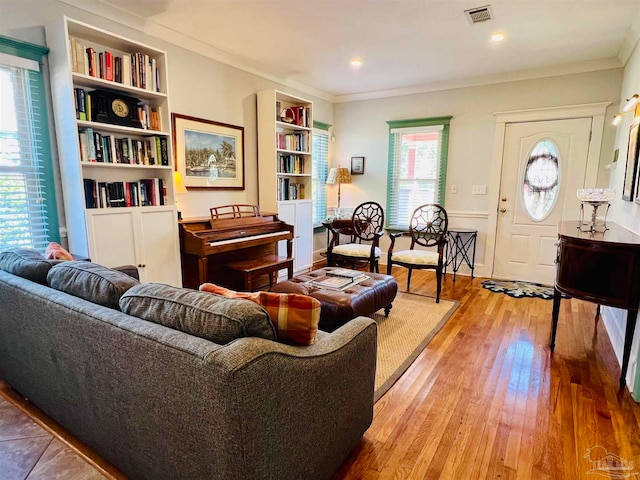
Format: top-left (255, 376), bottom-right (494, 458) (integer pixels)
top-left (271, 267), bottom-right (398, 332)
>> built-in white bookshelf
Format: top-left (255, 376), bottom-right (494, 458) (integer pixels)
top-left (46, 17), bottom-right (181, 286)
top-left (257, 90), bottom-right (313, 272)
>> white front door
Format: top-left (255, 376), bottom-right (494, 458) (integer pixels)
top-left (493, 118), bottom-right (593, 284)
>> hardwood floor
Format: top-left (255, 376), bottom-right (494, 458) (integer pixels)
top-left (334, 269), bottom-right (640, 479)
top-left (1, 269), bottom-right (639, 479)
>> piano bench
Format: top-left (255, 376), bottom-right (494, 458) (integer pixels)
top-left (227, 255), bottom-right (293, 291)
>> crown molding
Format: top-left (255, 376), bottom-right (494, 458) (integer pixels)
top-left (333, 58), bottom-right (623, 103)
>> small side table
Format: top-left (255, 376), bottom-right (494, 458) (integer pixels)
top-left (321, 218), bottom-right (355, 252)
top-left (445, 229), bottom-right (477, 281)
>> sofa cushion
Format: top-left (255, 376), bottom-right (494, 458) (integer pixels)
top-left (44, 242), bottom-right (74, 261)
top-left (47, 261), bottom-right (139, 310)
top-left (0, 249), bottom-right (54, 284)
top-left (120, 283), bottom-right (276, 344)
top-left (199, 283), bottom-right (320, 346)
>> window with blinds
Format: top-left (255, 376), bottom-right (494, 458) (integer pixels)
top-left (386, 117), bottom-right (451, 229)
top-left (312, 128), bottom-right (329, 225)
top-left (0, 37), bottom-right (58, 252)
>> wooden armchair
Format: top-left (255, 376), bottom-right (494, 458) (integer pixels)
top-left (327, 201), bottom-right (384, 272)
top-left (386, 204), bottom-right (448, 302)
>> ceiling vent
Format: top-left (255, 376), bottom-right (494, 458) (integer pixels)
top-left (464, 5), bottom-right (493, 24)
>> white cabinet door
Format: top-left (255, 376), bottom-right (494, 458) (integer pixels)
top-left (138, 209), bottom-right (181, 286)
top-left (86, 208), bottom-right (181, 286)
top-left (277, 201), bottom-right (313, 273)
top-left (86, 210), bottom-right (137, 267)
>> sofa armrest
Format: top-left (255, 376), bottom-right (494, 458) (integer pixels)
top-left (207, 317), bottom-right (377, 480)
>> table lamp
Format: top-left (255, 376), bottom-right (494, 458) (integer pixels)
top-left (173, 172), bottom-right (189, 219)
top-left (326, 167), bottom-right (351, 218)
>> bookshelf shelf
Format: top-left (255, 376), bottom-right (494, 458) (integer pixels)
top-left (71, 73), bottom-right (168, 101)
top-left (276, 121), bottom-right (312, 132)
top-left (76, 120), bottom-right (169, 137)
top-left (46, 16), bottom-right (181, 286)
top-left (81, 162), bottom-right (172, 170)
top-left (257, 89), bottom-right (314, 273)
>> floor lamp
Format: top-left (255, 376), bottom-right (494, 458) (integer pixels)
top-left (326, 167), bottom-right (352, 218)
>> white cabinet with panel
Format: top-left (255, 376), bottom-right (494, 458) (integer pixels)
top-left (277, 201), bottom-right (313, 272)
top-left (86, 207), bottom-right (180, 285)
top-left (257, 89), bottom-right (313, 273)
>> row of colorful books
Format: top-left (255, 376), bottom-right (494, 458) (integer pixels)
top-left (276, 132), bottom-right (308, 152)
top-left (69, 37), bottom-right (161, 92)
top-left (73, 88), bottom-right (162, 131)
top-left (78, 128), bottom-right (169, 166)
top-left (277, 178), bottom-right (305, 201)
top-left (278, 154), bottom-right (305, 174)
top-left (83, 178), bottom-right (167, 209)
top-left (309, 269), bottom-right (368, 290)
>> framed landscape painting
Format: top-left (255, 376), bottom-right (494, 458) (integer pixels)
top-left (172, 113), bottom-right (245, 190)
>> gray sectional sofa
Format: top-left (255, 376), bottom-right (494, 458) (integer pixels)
top-left (0, 250), bottom-right (377, 480)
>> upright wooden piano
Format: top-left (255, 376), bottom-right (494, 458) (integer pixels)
top-left (179, 204), bottom-right (294, 290)
top-left (551, 220), bottom-right (640, 389)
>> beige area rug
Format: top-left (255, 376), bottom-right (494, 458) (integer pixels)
top-left (372, 292), bottom-right (459, 402)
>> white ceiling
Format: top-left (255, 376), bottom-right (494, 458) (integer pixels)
top-left (94, 0), bottom-right (640, 101)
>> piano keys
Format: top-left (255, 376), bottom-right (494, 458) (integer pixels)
top-left (179, 204), bottom-right (294, 290)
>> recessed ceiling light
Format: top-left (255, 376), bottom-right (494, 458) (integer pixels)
top-left (491, 32), bottom-right (505, 42)
top-left (350, 58), bottom-right (363, 68)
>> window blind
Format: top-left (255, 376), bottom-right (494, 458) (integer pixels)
top-left (0, 36), bottom-right (58, 252)
top-left (312, 129), bottom-right (329, 225)
top-left (386, 117), bottom-right (451, 229)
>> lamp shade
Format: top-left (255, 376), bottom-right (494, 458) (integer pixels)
top-left (326, 167), bottom-right (352, 185)
top-left (173, 172), bottom-right (189, 195)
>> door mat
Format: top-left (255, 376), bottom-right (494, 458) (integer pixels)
top-left (481, 279), bottom-right (565, 300)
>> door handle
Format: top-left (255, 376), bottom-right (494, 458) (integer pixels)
top-left (500, 207), bottom-right (507, 213)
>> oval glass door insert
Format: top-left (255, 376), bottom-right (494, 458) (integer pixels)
top-left (522, 140), bottom-right (560, 220)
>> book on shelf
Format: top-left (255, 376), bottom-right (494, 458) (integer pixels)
top-left (309, 273), bottom-right (367, 291)
top-left (74, 88), bottom-right (87, 121)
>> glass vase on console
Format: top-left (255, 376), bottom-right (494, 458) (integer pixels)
top-left (577, 188), bottom-right (615, 233)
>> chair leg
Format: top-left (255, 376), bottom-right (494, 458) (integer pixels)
top-left (407, 268), bottom-right (413, 291)
top-left (386, 262), bottom-right (392, 276)
top-left (435, 268), bottom-right (442, 303)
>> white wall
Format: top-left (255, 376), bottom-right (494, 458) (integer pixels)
top-left (601, 38), bottom-right (640, 400)
top-left (332, 69), bottom-right (623, 277)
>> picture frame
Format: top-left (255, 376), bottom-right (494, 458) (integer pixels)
top-left (351, 156), bottom-right (365, 175)
top-left (623, 121), bottom-right (640, 201)
top-left (172, 113), bottom-right (245, 190)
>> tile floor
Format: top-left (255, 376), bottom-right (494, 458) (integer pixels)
top-left (0, 394), bottom-right (109, 480)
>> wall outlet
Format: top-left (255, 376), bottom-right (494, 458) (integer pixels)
top-left (450, 184), bottom-right (458, 194)
top-left (472, 184), bottom-right (487, 195)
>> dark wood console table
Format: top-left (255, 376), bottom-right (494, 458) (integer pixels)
top-left (551, 221), bottom-right (640, 389)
